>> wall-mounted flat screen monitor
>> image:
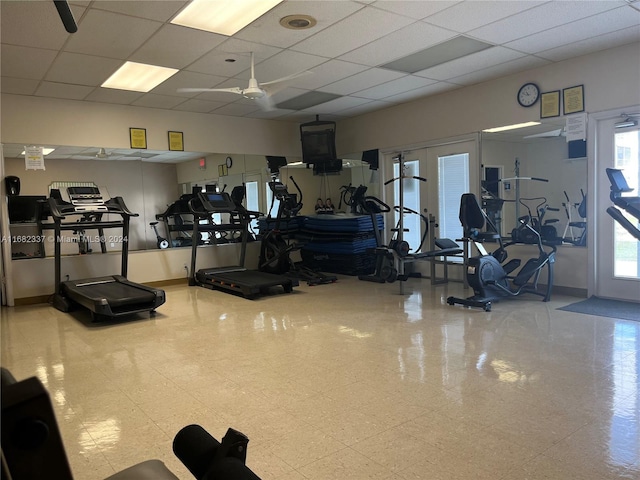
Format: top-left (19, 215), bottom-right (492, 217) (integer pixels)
top-left (313, 158), bottom-right (343, 175)
top-left (266, 156), bottom-right (287, 174)
top-left (301, 129), bottom-right (337, 165)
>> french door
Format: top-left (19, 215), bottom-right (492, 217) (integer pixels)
top-left (593, 114), bottom-right (640, 301)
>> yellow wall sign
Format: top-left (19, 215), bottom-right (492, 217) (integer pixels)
top-left (540, 91), bottom-right (560, 118)
top-left (168, 131), bottom-right (184, 151)
top-left (129, 128), bottom-right (147, 149)
top-left (563, 85), bottom-right (585, 115)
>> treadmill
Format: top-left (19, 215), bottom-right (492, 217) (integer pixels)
top-left (188, 191), bottom-right (296, 299)
top-left (47, 187), bottom-right (166, 322)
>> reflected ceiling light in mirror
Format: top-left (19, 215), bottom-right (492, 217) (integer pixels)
top-left (102, 62), bottom-right (178, 92)
top-left (171, 0), bottom-right (283, 36)
top-left (483, 122), bottom-right (541, 133)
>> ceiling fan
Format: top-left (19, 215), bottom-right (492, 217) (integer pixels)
top-left (523, 128), bottom-right (566, 139)
top-left (177, 52), bottom-right (311, 111)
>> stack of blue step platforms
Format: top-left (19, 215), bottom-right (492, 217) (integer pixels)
top-left (299, 214), bottom-right (384, 276)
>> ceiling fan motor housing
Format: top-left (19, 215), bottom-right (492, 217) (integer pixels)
top-left (243, 78), bottom-right (264, 99)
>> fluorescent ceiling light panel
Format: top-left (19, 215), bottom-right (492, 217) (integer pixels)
top-left (21, 148), bottom-right (55, 155)
top-left (171, 0), bottom-right (283, 36)
top-left (483, 122), bottom-right (541, 133)
top-left (277, 91), bottom-right (342, 110)
top-left (102, 62), bottom-right (178, 92)
top-left (381, 36), bottom-right (494, 73)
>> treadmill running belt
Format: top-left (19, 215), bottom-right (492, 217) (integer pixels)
top-left (63, 280), bottom-right (156, 308)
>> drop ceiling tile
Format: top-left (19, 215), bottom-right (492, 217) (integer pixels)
top-left (90, 0), bottom-right (186, 22)
top-left (0, 77), bottom-right (40, 95)
top-left (85, 88), bottom-right (144, 105)
top-left (469, 1), bottom-right (629, 45)
top-left (277, 91), bottom-right (342, 110)
top-left (0, 1), bottom-right (84, 50)
top-left (413, 47), bottom-right (525, 81)
top-left (290, 5), bottom-right (414, 57)
top-left (172, 98), bottom-right (234, 113)
top-left (130, 24), bottom-right (227, 69)
top-left (45, 52), bottom-right (123, 86)
top-left (289, 60), bottom-right (370, 90)
top-left (186, 43), bottom-right (281, 77)
top-left (235, 0), bottom-right (364, 48)
top-left (422, 1), bottom-right (545, 33)
top-left (353, 75), bottom-right (437, 100)
top-left (1, 45), bottom-right (57, 80)
top-left (252, 51), bottom-right (328, 83)
top-left (338, 21), bottom-right (456, 67)
top-left (321, 68), bottom-right (406, 95)
top-left (248, 108), bottom-right (296, 119)
top-left (35, 82), bottom-right (94, 100)
top-left (151, 71), bottom-right (228, 97)
top-left (300, 95), bottom-right (373, 114)
top-left (334, 99), bottom-right (393, 117)
top-left (536, 25), bottom-right (640, 62)
top-left (65, 9), bottom-right (161, 59)
top-left (371, 0), bottom-right (462, 20)
top-left (381, 81), bottom-right (461, 103)
top-left (450, 55), bottom-right (551, 86)
top-left (505, 6), bottom-right (640, 54)
top-left (211, 103), bottom-right (261, 117)
top-left (131, 93), bottom-right (187, 109)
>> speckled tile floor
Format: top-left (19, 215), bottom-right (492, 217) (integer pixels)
top-left (2, 277), bottom-right (639, 480)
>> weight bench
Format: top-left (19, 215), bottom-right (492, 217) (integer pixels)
top-left (605, 168), bottom-right (640, 241)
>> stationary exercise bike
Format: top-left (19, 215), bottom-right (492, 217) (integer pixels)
top-left (447, 193), bottom-right (557, 311)
top-left (150, 221), bottom-right (170, 249)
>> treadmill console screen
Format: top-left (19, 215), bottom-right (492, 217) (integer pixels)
top-left (63, 186), bottom-right (109, 212)
top-left (198, 191), bottom-right (236, 212)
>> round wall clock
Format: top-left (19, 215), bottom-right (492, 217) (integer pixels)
top-left (226, 156), bottom-right (233, 168)
top-left (517, 82), bottom-right (540, 107)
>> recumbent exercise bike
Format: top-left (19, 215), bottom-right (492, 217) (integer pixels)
top-left (447, 193), bottom-right (557, 312)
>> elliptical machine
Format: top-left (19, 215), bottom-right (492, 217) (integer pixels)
top-left (447, 193), bottom-right (557, 312)
top-left (259, 176), bottom-right (336, 285)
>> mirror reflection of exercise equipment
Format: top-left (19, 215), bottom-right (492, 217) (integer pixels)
top-left (561, 190), bottom-right (587, 246)
top-left (606, 168), bottom-right (640, 241)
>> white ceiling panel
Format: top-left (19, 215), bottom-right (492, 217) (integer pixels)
top-left (469, 1), bottom-right (628, 44)
top-left (422, 1), bottom-right (545, 33)
top-left (35, 82), bottom-right (94, 100)
top-left (172, 98), bottom-right (228, 113)
top-left (288, 60), bottom-right (369, 90)
top-left (413, 47), bottom-right (525, 81)
top-left (0, 77), bottom-right (39, 96)
top-left (536, 25), bottom-right (640, 62)
top-left (1, 0), bottom-right (638, 140)
top-left (0, 1), bottom-right (83, 50)
top-left (353, 75), bottom-right (438, 100)
top-left (337, 21), bottom-right (456, 67)
top-left (211, 103), bottom-right (261, 117)
top-left (85, 88), bottom-right (144, 105)
top-left (45, 52), bottom-right (123, 86)
top-left (130, 25), bottom-right (227, 69)
top-left (371, 0), bottom-right (462, 20)
top-left (505, 6), bottom-right (640, 54)
top-left (290, 5), bottom-right (414, 57)
top-left (1, 45), bottom-right (58, 80)
top-left (65, 10), bottom-right (161, 59)
top-left (235, 0), bottom-right (364, 48)
top-left (321, 68), bottom-right (406, 95)
top-left (131, 93), bottom-right (187, 109)
top-left (90, 0), bottom-right (187, 22)
top-left (151, 71), bottom-right (228, 97)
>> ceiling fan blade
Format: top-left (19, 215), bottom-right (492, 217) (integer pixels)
top-left (177, 87), bottom-right (243, 95)
top-left (523, 128), bottom-right (563, 139)
top-left (260, 69), bottom-right (312, 87)
top-left (254, 93), bottom-right (275, 112)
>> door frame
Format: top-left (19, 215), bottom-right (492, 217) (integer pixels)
top-left (588, 105), bottom-right (640, 300)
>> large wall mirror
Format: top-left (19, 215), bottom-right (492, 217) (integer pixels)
top-left (3, 144), bottom-right (379, 256)
top-left (481, 120), bottom-right (587, 246)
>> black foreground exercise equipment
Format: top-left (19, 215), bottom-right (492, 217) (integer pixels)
top-left (2, 368), bottom-right (262, 480)
top-left (189, 191), bottom-right (296, 299)
top-left (606, 168), bottom-right (640, 241)
top-left (447, 193), bottom-right (556, 312)
top-left (47, 187), bottom-right (165, 322)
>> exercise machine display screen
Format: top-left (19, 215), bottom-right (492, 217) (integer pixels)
top-left (198, 192), bottom-right (236, 212)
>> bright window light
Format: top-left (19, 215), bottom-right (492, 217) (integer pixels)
top-left (171, 0), bottom-right (283, 36)
top-left (101, 61), bottom-right (178, 92)
top-left (483, 122), bottom-right (541, 133)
